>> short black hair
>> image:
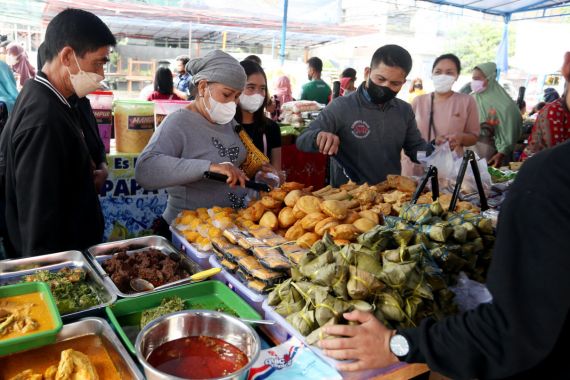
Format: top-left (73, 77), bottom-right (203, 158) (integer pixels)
top-left (307, 57), bottom-right (323, 73)
top-left (235, 60), bottom-right (269, 130)
top-left (370, 45), bottom-right (412, 75)
top-left (37, 42), bottom-right (47, 70)
top-left (244, 55), bottom-right (262, 66)
top-left (43, 8), bottom-right (116, 63)
top-left (176, 55), bottom-right (190, 66)
top-left (154, 67), bottom-right (174, 95)
top-left (432, 53), bottom-right (461, 75)
top-left (341, 68), bottom-right (357, 80)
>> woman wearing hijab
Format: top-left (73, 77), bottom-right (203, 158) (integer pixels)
top-left (471, 62), bottom-right (522, 167)
top-left (270, 75), bottom-right (294, 121)
top-left (0, 60), bottom-right (18, 115)
top-left (5, 42), bottom-right (35, 88)
top-left (135, 50), bottom-right (249, 234)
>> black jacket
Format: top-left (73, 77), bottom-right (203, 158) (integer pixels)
top-left (402, 141), bottom-right (570, 379)
top-left (0, 72), bottom-right (103, 257)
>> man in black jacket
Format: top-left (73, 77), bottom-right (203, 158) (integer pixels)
top-left (0, 9), bottom-right (116, 257)
top-left (319, 142), bottom-right (570, 378)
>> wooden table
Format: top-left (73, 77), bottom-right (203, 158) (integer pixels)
top-left (372, 364), bottom-right (429, 379)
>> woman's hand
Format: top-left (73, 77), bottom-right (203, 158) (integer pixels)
top-left (488, 152), bottom-right (505, 168)
top-left (93, 163), bottom-right (109, 194)
top-left (446, 133), bottom-right (464, 151)
top-left (319, 311), bottom-right (399, 372)
top-left (209, 162), bottom-right (248, 188)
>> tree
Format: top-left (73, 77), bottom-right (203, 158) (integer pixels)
top-left (445, 22), bottom-right (516, 72)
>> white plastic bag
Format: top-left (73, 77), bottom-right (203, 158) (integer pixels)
top-left (450, 272), bottom-right (493, 312)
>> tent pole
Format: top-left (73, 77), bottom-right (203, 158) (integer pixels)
top-left (279, 0), bottom-right (288, 66)
top-left (496, 13), bottom-right (510, 79)
top-left (188, 23), bottom-right (192, 58)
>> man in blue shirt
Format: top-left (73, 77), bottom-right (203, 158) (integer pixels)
top-left (173, 55), bottom-right (191, 100)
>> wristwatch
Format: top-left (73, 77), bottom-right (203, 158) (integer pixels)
top-left (389, 333), bottom-right (410, 359)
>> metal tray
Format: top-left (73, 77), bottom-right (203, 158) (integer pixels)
top-left (87, 235), bottom-right (201, 298)
top-left (0, 250), bottom-right (116, 322)
top-left (0, 317), bottom-right (144, 379)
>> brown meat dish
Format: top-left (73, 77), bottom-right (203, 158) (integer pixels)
top-left (102, 249), bottom-right (189, 293)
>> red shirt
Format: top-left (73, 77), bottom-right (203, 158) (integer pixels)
top-left (524, 99), bottom-right (570, 158)
top-left (147, 91), bottom-right (182, 101)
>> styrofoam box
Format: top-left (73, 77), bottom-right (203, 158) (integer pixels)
top-left (208, 255), bottom-right (266, 314)
top-left (262, 299), bottom-right (406, 380)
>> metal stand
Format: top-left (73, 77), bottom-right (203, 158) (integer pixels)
top-left (449, 150), bottom-right (489, 212)
top-left (411, 165), bottom-right (439, 204)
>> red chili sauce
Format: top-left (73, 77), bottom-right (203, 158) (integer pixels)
top-left (147, 336), bottom-right (249, 379)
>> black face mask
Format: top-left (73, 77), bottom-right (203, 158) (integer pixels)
top-left (367, 79), bottom-right (397, 104)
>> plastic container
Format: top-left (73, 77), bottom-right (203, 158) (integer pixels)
top-left (114, 99), bottom-right (155, 153)
top-left (171, 226), bottom-right (213, 269)
top-left (105, 280), bottom-right (261, 355)
top-left (87, 90), bottom-right (114, 153)
top-left (0, 282), bottom-right (63, 356)
top-left (154, 99), bottom-right (191, 128)
top-left (262, 299), bottom-right (406, 380)
top-left (209, 255), bottom-right (266, 314)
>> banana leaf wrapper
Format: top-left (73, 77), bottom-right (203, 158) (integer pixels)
top-left (347, 265), bottom-right (384, 300)
top-left (392, 228), bottom-right (415, 247)
top-left (420, 253), bottom-right (446, 291)
top-left (379, 259), bottom-right (417, 289)
top-left (376, 290), bottom-right (406, 323)
top-left (399, 203), bottom-right (432, 225)
top-left (331, 265), bottom-right (350, 300)
top-left (355, 251), bottom-right (383, 279)
top-left (420, 222), bottom-right (452, 243)
top-left (305, 317), bottom-right (337, 346)
top-left (314, 290), bottom-right (352, 326)
top-left (452, 225), bottom-right (468, 243)
top-left (286, 307), bottom-right (317, 336)
top-left (268, 278), bottom-right (300, 306)
top-left (348, 300), bottom-right (374, 313)
top-left (429, 201), bottom-right (444, 217)
top-left (274, 296), bottom-right (306, 317)
top-left (404, 268), bottom-right (433, 300)
top-left (335, 243), bottom-right (358, 266)
top-left (482, 234), bottom-right (496, 249)
top-left (299, 250), bottom-right (334, 279)
top-left (357, 225), bottom-right (394, 252)
top-left (429, 246), bottom-right (468, 273)
top-left (292, 281), bottom-right (331, 303)
top-left (384, 216), bottom-right (402, 228)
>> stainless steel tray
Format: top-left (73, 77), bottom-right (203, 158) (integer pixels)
top-left (0, 317), bottom-right (144, 379)
top-left (0, 250), bottom-right (117, 321)
top-left (87, 235), bottom-right (200, 298)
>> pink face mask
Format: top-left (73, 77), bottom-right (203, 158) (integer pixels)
top-left (471, 80), bottom-right (486, 94)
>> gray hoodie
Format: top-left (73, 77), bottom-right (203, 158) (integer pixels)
top-left (135, 108), bottom-right (248, 224)
top-left (296, 84), bottom-right (433, 186)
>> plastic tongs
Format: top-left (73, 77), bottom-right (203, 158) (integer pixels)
top-left (203, 171), bottom-right (271, 192)
top-left (411, 165), bottom-right (439, 204)
top-left (449, 150), bottom-right (489, 212)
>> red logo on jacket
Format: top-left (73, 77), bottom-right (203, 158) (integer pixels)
top-left (351, 120), bottom-right (371, 139)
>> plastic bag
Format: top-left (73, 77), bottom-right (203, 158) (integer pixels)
top-left (419, 143), bottom-right (492, 195)
top-left (450, 272), bottom-right (492, 312)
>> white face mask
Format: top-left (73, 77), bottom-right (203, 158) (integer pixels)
top-left (6, 54), bottom-right (18, 67)
top-left (66, 52), bottom-right (104, 98)
top-left (432, 74), bottom-right (456, 93)
top-left (239, 93), bottom-right (265, 113)
top-left (203, 86), bottom-right (237, 125)
top-left (471, 80), bottom-right (486, 94)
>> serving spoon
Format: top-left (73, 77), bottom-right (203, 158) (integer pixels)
top-left (130, 267), bottom-right (221, 292)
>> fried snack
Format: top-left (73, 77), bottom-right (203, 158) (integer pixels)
top-left (438, 193), bottom-right (453, 210)
top-left (300, 212), bottom-right (327, 231)
top-left (241, 201), bottom-right (266, 222)
top-left (261, 195), bottom-right (282, 209)
top-left (183, 230), bottom-right (200, 243)
top-left (284, 189), bottom-right (304, 207)
top-left (353, 218), bottom-right (376, 233)
top-left (297, 195), bottom-right (322, 214)
top-left (281, 182), bottom-right (305, 192)
top-left (278, 207), bottom-right (297, 229)
top-left (339, 181), bottom-right (359, 192)
top-left (320, 200), bottom-right (348, 220)
top-left (387, 175), bottom-right (417, 193)
top-left (329, 224), bottom-right (360, 240)
top-left (285, 223), bottom-right (305, 241)
top-left (357, 189), bottom-right (377, 205)
top-left (270, 189), bottom-right (288, 202)
top-left (373, 203), bottom-right (392, 216)
top-left (374, 180), bottom-right (392, 192)
top-left (259, 211), bottom-right (279, 231)
top-left (382, 190), bottom-right (410, 204)
top-left (297, 232), bottom-right (321, 249)
top-left (358, 210), bottom-right (380, 225)
top-left (322, 190), bottom-right (349, 201)
top-left (342, 210), bottom-right (360, 224)
top-left (292, 203), bottom-right (307, 220)
top-left (334, 239), bottom-right (351, 246)
top-left (314, 217), bottom-right (340, 236)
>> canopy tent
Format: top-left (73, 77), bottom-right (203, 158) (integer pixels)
top-left (421, 0), bottom-right (570, 74)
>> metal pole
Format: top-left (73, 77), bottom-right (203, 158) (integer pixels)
top-left (271, 34), bottom-right (275, 61)
top-left (188, 22), bottom-right (192, 57)
top-left (222, 31), bottom-right (227, 51)
top-left (279, 0), bottom-right (288, 66)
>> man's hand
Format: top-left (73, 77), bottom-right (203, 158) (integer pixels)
top-left (488, 152), bottom-right (505, 168)
top-left (93, 163), bottom-right (109, 194)
top-left (319, 311), bottom-right (399, 372)
top-left (316, 131), bottom-right (340, 155)
top-left (210, 162), bottom-right (248, 188)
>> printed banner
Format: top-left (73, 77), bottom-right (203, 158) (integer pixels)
top-left (99, 152), bottom-right (167, 241)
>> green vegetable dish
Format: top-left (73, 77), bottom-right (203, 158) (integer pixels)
top-left (22, 268), bottom-right (101, 314)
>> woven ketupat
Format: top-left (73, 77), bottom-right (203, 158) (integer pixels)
top-left (239, 130), bottom-right (270, 177)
